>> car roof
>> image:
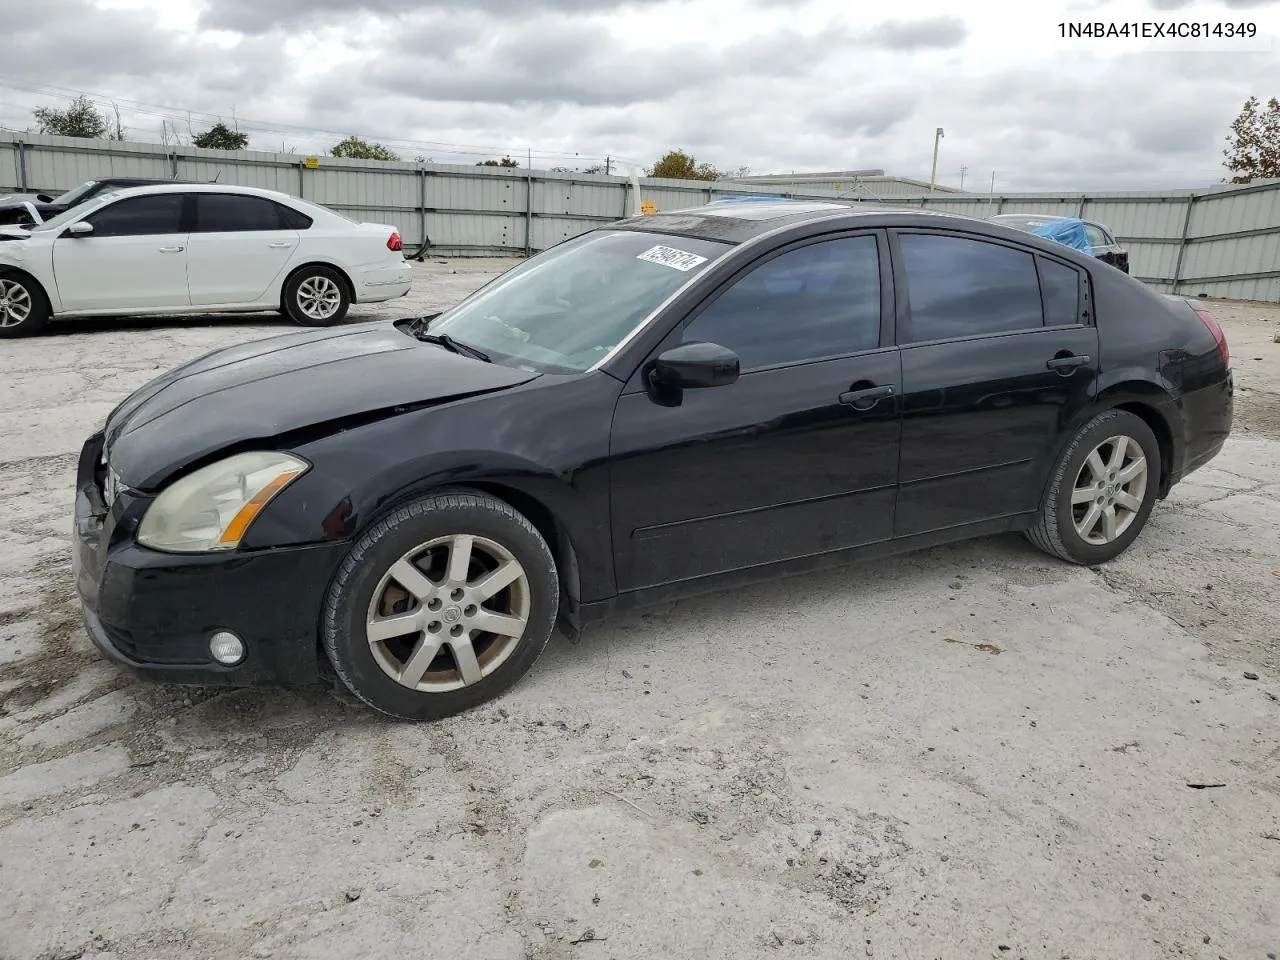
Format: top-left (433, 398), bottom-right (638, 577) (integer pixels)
top-left (611, 198), bottom-right (992, 244)
top-left (87, 182), bottom-right (299, 203)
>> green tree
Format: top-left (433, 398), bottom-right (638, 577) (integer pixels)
top-left (477, 156), bottom-right (519, 168)
top-left (648, 148), bottom-right (721, 181)
top-left (1223, 95), bottom-right (1280, 183)
top-left (32, 95), bottom-right (119, 139)
top-left (331, 136), bottom-right (400, 161)
top-left (192, 121), bottom-right (249, 150)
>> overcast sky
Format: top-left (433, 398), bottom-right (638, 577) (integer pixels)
top-left (0, 0), bottom-right (1277, 191)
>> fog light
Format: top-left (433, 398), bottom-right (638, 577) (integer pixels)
top-left (209, 631), bottom-right (245, 665)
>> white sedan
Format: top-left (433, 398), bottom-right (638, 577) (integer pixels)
top-left (0, 183), bottom-right (413, 338)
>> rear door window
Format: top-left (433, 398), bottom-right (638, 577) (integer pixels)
top-left (899, 233), bottom-right (1044, 342)
top-left (194, 193), bottom-right (289, 232)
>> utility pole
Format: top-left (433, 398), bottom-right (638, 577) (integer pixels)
top-left (959, 164), bottom-right (968, 190)
top-left (989, 170), bottom-right (997, 203)
top-left (929, 127), bottom-right (944, 193)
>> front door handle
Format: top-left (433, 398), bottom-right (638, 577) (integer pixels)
top-left (1046, 354), bottom-right (1091, 373)
top-left (157, 245), bottom-right (184, 253)
top-left (839, 384), bottom-right (895, 410)
top-left (268, 241), bottom-right (293, 248)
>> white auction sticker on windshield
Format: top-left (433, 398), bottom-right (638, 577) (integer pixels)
top-left (636, 245), bottom-right (708, 271)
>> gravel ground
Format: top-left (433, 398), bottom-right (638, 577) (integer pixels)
top-left (1, 261), bottom-right (1278, 960)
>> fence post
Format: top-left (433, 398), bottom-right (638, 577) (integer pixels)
top-left (525, 170), bottom-right (534, 256)
top-left (168, 151), bottom-right (179, 180)
top-left (1076, 194), bottom-right (1087, 218)
top-left (417, 167), bottom-right (429, 260)
top-left (15, 141), bottom-right (27, 191)
top-left (1171, 194), bottom-right (1197, 294)
top-left (621, 178), bottom-right (631, 219)
top-left (297, 161), bottom-right (305, 200)
top-left (995, 195), bottom-right (1006, 214)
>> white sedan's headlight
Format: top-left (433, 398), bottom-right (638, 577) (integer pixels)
top-left (137, 451), bottom-right (308, 553)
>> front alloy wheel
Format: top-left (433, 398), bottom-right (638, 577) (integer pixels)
top-left (0, 274), bottom-right (50, 338)
top-left (323, 490), bottom-right (559, 720)
top-left (366, 534), bottom-right (531, 692)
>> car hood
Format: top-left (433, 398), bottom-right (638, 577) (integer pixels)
top-left (102, 320), bottom-right (541, 490)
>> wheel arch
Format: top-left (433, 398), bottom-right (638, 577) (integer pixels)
top-left (279, 260), bottom-right (355, 307)
top-left (0, 265), bottom-right (53, 310)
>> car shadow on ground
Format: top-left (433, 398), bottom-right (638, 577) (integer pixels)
top-left (103, 531), bottom-right (1068, 727)
top-left (44, 312), bottom-right (293, 336)
top-left (43, 310), bottom-right (400, 337)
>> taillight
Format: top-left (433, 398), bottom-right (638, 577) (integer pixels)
top-left (1193, 307), bottom-right (1229, 367)
top-left (387, 232), bottom-right (403, 252)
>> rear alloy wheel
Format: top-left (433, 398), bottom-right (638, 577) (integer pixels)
top-left (283, 266), bottom-right (350, 327)
top-left (1026, 409), bottom-right (1161, 564)
top-left (0, 274), bottom-right (50, 338)
top-left (322, 490), bottom-right (559, 720)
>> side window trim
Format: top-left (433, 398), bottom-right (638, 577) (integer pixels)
top-left (677, 229), bottom-right (893, 374)
top-left (888, 227), bottom-right (1082, 346)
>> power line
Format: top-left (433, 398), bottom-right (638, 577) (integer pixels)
top-left (0, 77), bottom-right (650, 169)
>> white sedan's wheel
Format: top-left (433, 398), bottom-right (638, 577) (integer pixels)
top-left (283, 266), bottom-right (350, 327)
top-left (0, 274), bottom-right (49, 338)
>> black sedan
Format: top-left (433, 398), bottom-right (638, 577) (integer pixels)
top-left (72, 200), bottom-right (1233, 720)
top-left (987, 213), bottom-right (1130, 273)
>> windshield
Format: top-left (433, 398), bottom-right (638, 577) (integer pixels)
top-left (427, 230), bottom-right (731, 373)
top-left (51, 181), bottom-right (101, 207)
top-left (30, 193), bottom-right (118, 233)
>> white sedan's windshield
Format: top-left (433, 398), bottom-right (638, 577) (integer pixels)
top-left (51, 181), bottom-right (100, 206)
top-left (30, 194), bottom-right (116, 233)
top-left (428, 230), bottom-right (731, 373)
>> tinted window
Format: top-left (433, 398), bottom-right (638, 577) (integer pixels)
top-left (86, 194), bottom-right (184, 237)
top-left (1038, 257), bottom-right (1081, 327)
top-left (683, 236), bottom-right (881, 370)
top-left (195, 194), bottom-right (288, 232)
top-left (278, 204), bottom-right (313, 230)
top-left (900, 234), bottom-right (1043, 342)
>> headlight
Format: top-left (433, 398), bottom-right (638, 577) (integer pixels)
top-left (136, 451), bottom-right (308, 553)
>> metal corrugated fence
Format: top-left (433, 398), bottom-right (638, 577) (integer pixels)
top-left (4, 132), bottom-right (1278, 302)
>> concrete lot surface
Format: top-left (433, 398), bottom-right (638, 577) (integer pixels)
top-left (1, 261), bottom-right (1278, 960)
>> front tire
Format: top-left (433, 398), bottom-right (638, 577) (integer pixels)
top-left (0, 272), bottom-right (50, 338)
top-left (321, 490), bottom-right (559, 721)
top-left (1026, 409), bottom-right (1161, 565)
top-left (283, 266), bottom-right (350, 327)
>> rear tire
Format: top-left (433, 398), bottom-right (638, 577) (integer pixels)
top-left (283, 266), bottom-right (350, 327)
top-left (0, 272), bottom-right (50, 338)
top-left (321, 490), bottom-right (559, 721)
top-left (1025, 409), bottom-right (1161, 565)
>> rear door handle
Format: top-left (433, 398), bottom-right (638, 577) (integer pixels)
top-left (268, 241), bottom-right (293, 248)
top-left (1046, 354), bottom-right (1091, 373)
top-left (157, 245), bottom-right (184, 253)
top-left (839, 384), bottom-right (895, 410)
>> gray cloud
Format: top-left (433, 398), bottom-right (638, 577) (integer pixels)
top-left (198, 0), bottom-right (669, 34)
top-left (863, 16), bottom-right (968, 51)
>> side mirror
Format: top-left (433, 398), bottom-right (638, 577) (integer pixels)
top-left (651, 341), bottom-right (740, 390)
top-left (66, 222), bottom-right (94, 237)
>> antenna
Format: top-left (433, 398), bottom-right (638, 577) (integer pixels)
top-left (212, 169), bottom-right (222, 183)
